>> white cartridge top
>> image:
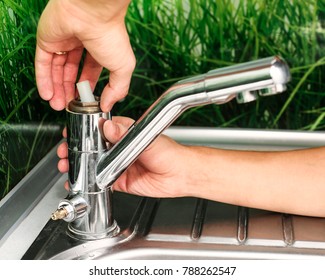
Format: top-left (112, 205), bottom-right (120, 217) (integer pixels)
top-left (77, 80), bottom-right (96, 103)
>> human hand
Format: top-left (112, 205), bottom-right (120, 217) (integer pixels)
top-left (35, 0), bottom-right (135, 112)
top-left (57, 116), bottom-right (196, 198)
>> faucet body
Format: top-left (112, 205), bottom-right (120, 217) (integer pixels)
top-left (55, 100), bottom-right (119, 239)
top-left (52, 56), bottom-right (290, 240)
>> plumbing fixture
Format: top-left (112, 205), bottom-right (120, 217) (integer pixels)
top-left (51, 56), bottom-right (291, 240)
top-left (51, 97), bottom-right (119, 240)
top-left (96, 56), bottom-right (290, 188)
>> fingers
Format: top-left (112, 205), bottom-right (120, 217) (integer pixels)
top-left (100, 68), bottom-right (134, 112)
top-left (64, 181), bottom-right (70, 192)
top-left (57, 141), bottom-right (68, 158)
top-left (57, 142), bottom-right (68, 173)
top-left (100, 50), bottom-right (136, 112)
top-left (35, 45), bottom-right (54, 102)
top-left (62, 127), bottom-right (67, 138)
top-left (50, 52), bottom-right (68, 110)
top-left (35, 45), bottom-right (84, 110)
top-left (93, 26), bottom-right (136, 112)
top-left (112, 116), bottom-right (135, 127)
top-left (57, 141), bottom-right (68, 173)
top-left (103, 116), bottom-right (134, 144)
top-left (58, 159), bottom-right (69, 173)
top-left (78, 52), bottom-right (103, 93)
top-left (63, 48), bottom-right (84, 105)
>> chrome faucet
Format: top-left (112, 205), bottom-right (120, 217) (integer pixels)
top-left (51, 99), bottom-right (119, 240)
top-left (51, 56), bottom-right (291, 240)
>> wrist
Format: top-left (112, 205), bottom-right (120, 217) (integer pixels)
top-left (178, 145), bottom-right (219, 198)
top-left (66, 0), bottom-right (130, 21)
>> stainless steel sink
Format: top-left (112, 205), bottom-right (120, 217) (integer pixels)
top-left (2, 127), bottom-right (325, 260)
top-left (29, 196), bottom-right (325, 260)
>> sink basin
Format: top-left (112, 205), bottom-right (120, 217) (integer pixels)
top-left (23, 195), bottom-right (325, 260)
top-left (2, 127), bottom-right (325, 260)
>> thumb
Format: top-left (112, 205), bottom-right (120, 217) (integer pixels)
top-left (103, 116), bottom-right (134, 144)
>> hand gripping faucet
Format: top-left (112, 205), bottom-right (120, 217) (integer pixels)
top-left (51, 56), bottom-right (291, 240)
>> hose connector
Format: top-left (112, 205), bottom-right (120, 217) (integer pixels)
top-left (51, 196), bottom-right (88, 222)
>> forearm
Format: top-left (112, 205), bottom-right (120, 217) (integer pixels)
top-left (185, 146), bottom-right (325, 217)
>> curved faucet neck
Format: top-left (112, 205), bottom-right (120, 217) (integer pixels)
top-left (96, 56), bottom-right (291, 189)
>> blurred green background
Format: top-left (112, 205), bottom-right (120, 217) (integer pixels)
top-left (0, 0), bottom-right (324, 199)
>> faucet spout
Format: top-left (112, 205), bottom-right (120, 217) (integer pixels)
top-left (96, 56), bottom-right (291, 189)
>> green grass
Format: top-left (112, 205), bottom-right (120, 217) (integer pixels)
top-left (0, 0), bottom-right (324, 199)
top-left (0, 0), bottom-right (55, 123)
top-left (0, 0), bottom-right (63, 199)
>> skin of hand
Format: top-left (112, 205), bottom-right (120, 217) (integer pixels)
top-left (57, 117), bottom-right (325, 218)
top-left (35, 0), bottom-right (136, 112)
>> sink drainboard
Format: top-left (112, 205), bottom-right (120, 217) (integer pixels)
top-left (24, 194), bottom-right (325, 259)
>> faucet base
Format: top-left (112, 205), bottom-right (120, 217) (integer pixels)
top-left (67, 220), bottom-right (120, 240)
